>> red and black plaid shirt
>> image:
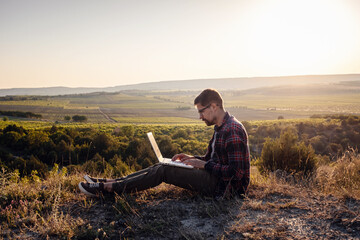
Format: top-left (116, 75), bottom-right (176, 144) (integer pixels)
top-left (198, 112), bottom-right (250, 197)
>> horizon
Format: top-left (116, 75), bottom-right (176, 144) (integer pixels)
top-left (1, 72), bottom-right (360, 90)
top-left (1, 0), bottom-right (360, 89)
top-left (0, 73), bottom-right (359, 90)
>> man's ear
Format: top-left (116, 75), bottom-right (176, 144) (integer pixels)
top-left (210, 103), bottom-right (218, 111)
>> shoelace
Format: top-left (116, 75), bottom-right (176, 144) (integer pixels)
top-left (88, 183), bottom-right (100, 188)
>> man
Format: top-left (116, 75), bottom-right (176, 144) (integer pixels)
top-left (79, 89), bottom-right (250, 198)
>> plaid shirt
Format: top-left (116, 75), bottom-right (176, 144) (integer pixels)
top-left (198, 112), bottom-right (250, 197)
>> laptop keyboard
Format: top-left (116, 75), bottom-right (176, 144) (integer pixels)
top-left (163, 158), bottom-right (194, 168)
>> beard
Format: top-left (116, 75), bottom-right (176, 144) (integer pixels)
top-left (203, 118), bottom-right (215, 126)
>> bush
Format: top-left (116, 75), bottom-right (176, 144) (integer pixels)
top-left (25, 156), bottom-right (48, 178)
top-left (81, 154), bottom-right (113, 176)
top-left (172, 129), bottom-right (189, 139)
top-left (120, 125), bottom-right (135, 138)
top-left (1, 131), bottom-right (23, 148)
top-left (315, 148), bottom-right (360, 197)
top-left (309, 135), bottom-right (327, 154)
top-left (109, 155), bottom-right (132, 177)
top-left (72, 115), bottom-right (87, 122)
top-left (3, 124), bottom-right (26, 135)
top-left (7, 155), bottom-right (48, 178)
top-left (241, 121), bottom-right (252, 132)
top-left (159, 135), bottom-right (179, 157)
top-left (93, 133), bottom-right (113, 154)
top-left (258, 128), bottom-right (317, 176)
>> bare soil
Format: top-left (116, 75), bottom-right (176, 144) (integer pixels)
top-left (69, 183), bottom-right (360, 240)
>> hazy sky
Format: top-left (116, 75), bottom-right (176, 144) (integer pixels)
top-left (1, 0), bottom-right (360, 89)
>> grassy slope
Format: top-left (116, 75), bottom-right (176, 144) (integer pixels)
top-left (1, 159), bottom-right (359, 239)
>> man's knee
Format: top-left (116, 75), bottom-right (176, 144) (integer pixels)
top-left (151, 163), bottom-right (165, 174)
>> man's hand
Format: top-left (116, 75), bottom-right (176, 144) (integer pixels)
top-left (171, 153), bottom-right (193, 162)
top-left (183, 159), bottom-right (206, 169)
top-left (172, 153), bottom-right (206, 169)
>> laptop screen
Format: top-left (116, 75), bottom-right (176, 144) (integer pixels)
top-left (147, 132), bottom-right (164, 162)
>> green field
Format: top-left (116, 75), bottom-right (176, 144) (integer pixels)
top-left (226, 93), bottom-right (360, 112)
top-left (0, 86), bottom-right (359, 123)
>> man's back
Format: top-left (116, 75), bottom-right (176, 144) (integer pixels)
top-left (203, 112), bottom-right (250, 196)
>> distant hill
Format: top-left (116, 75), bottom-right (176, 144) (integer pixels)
top-left (240, 80), bottom-right (360, 96)
top-left (0, 87), bottom-right (102, 97)
top-left (0, 74), bottom-right (359, 96)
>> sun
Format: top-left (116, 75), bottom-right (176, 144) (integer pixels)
top-left (241, 0), bottom-right (356, 76)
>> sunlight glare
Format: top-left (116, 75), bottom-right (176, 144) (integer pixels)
top-left (242, 0), bottom-right (356, 75)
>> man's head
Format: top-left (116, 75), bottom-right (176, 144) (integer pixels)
top-left (194, 89), bottom-right (225, 126)
top-left (194, 88), bottom-right (224, 109)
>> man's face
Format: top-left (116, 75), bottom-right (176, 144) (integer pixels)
top-left (196, 103), bottom-right (215, 126)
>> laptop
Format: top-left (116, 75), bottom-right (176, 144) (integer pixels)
top-left (147, 132), bottom-right (193, 169)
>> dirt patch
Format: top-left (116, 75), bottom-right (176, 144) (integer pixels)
top-left (67, 183), bottom-right (359, 240)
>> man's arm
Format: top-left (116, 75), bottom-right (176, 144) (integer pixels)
top-left (205, 131), bottom-right (248, 178)
top-left (172, 153), bottom-right (206, 169)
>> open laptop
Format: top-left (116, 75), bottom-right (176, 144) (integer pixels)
top-left (147, 132), bottom-right (193, 169)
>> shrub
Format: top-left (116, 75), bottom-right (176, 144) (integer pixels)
top-left (326, 143), bottom-right (343, 157)
top-left (1, 131), bottom-right (23, 148)
top-left (119, 125), bottom-right (135, 138)
top-left (72, 115), bottom-right (87, 122)
top-left (159, 135), bottom-right (178, 157)
top-left (109, 155), bottom-right (132, 177)
top-left (2, 124), bottom-right (26, 135)
top-left (172, 129), bottom-right (189, 139)
top-left (241, 121), bottom-right (252, 132)
top-left (315, 148), bottom-right (360, 198)
top-left (93, 133), bottom-right (113, 153)
top-left (346, 115), bottom-right (360, 125)
top-left (309, 135), bottom-right (327, 154)
top-left (258, 128), bottom-right (317, 176)
top-left (81, 153), bottom-right (114, 175)
top-left (25, 156), bottom-right (49, 178)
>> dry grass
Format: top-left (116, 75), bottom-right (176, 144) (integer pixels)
top-left (315, 148), bottom-right (360, 199)
top-left (0, 165), bottom-right (86, 239)
top-left (1, 156), bottom-right (359, 239)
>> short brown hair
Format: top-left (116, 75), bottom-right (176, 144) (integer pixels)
top-left (194, 89), bottom-right (224, 109)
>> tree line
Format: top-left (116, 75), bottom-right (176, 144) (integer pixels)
top-left (0, 114), bottom-right (359, 179)
top-left (0, 111), bottom-right (42, 119)
top-left (0, 124), bottom-right (211, 178)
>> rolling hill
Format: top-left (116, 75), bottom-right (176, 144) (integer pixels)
top-left (0, 74), bottom-right (359, 96)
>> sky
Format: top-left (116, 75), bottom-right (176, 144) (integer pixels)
top-left (1, 0), bottom-right (360, 89)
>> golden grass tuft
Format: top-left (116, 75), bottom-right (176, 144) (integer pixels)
top-left (0, 165), bottom-right (86, 239)
top-left (315, 148), bottom-right (360, 199)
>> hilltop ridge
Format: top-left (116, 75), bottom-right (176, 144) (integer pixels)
top-left (1, 74), bottom-right (359, 96)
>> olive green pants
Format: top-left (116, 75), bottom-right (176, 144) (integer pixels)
top-left (111, 163), bottom-right (218, 196)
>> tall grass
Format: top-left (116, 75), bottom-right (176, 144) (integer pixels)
top-left (315, 148), bottom-right (360, 199)
top-left (0, 165), bottom-right (85, 239)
